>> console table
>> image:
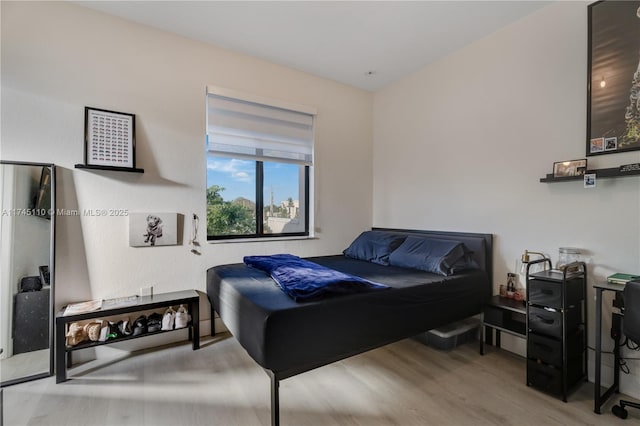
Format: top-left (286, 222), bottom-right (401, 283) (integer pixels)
top-left (55, 289), bottom-right (199, 383)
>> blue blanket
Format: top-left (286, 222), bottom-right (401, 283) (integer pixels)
top-left (243, 254), bottom-right (390, 302)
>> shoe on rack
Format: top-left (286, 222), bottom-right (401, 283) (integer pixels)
top-left (132, 315), bottom-right (148, 336)
top-left (174, 304), bottom-right (190, 329)
top-left (66, 322), bottom-right (88, 347)
top-left (118, 318), bottom-right (132, 336)
top-left (147, 312), bottom-right (163, 333)
top-left (106, 321), bottom-right (123, 340)
top-left (161, 307), bottom-right (176, 331)
top-left (84, 320), bottom-right (104, 342)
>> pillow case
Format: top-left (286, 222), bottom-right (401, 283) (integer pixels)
top-left (388, 236), bottom-right (478, 276)
top-left (343, 231), bottom-right (407, 266)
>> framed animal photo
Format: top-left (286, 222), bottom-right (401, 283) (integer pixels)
top-left (129, 212), bottom-right (177, 247)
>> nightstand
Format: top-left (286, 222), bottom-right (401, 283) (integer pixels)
top-left (480, 295), bottom-right (526, 355)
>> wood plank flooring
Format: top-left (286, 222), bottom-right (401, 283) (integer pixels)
top-left (2, 334), bottom-right (637, 425)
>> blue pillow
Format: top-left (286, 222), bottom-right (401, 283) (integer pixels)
top-left (388, 236), bottom-right (478, 276)
top-left (343, 231), bottom-right (407, 266)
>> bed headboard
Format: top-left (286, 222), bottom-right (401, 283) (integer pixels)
top-left (371, 227), bottom-right (493, 283)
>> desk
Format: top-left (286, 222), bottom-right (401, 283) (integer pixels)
top-left (55, 290), bottom-right (199, 383)
top-left (594, 282), bottom-right (625, 414)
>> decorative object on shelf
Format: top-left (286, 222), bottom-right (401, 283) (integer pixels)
top-left (584, 173), bottom-right (596, 188)
top-left (84, 107), bottom-right (136, 168)
top-left (587, 0), bottom-right (640, 156)
top-left (553, 159), bottom-right (587, 178)
top-left (557, 247), bottom-right (583, 272)
top-left (129, 212), bottom-right (178, 247)
top-left (620, 162), bottom-right (640, 173)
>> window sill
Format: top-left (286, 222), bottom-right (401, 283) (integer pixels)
top-left (207, 235), bottom-right (318, 244)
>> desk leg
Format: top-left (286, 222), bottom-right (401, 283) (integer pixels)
top-left (594, 287), bottom-right (602, 413)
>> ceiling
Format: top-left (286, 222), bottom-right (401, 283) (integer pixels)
top-left (76, 1), bottom-right (550, 91)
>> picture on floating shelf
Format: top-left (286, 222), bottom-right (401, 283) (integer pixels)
top-left (84, 107), bottom-right (136, 168)
top-left (553, 159), bottom-right (587, 178)
top-left (129, 212), bottom-right (177, 247)
top-left (584, 173), bottom-right (596, 188)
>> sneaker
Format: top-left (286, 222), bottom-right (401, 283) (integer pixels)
top-left (161, 307), bottom-right (176, 331)
top-left (147, 312), bottom-right (163, 333)
top-left (84, 320), bottom-right (104, 342)
top-left (118, 319), bottom-right (132, 336)
top-left (106, 321), bottom-right (123, 340)
top-left (132, 315), bottom-right (148, 336)
top-left (174, 304), bottom-right (190, 329)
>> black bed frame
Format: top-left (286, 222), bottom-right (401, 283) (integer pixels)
top-left (211, 228), bottom-right (493, 426)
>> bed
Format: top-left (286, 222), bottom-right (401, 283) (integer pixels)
top-left (207, 228), bottom-right (493, 425)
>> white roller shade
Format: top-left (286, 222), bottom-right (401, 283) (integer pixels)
top-left (207, 87), bottom-right (315, 165)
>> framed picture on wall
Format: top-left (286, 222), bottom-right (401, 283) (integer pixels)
top-left (587, 0), bottom-right (640, 156)
top-left (553, 159), bottom-right (587, 178)
top-left (129, 212), bottom-right (178, 247)
top-left (84, 107), bottom-right (136, 168)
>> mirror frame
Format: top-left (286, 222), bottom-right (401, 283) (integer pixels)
top-left (0, 160), bottom-right (55, 386)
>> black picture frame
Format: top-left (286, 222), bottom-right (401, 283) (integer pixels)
top-left (587, 0), bottom-right (640, 156)
top-left (553, 159), bottom-right (587, 178)
top-left (84, 106), bottom-right (136, 168)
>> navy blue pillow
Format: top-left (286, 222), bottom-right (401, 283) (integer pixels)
top-left (388, 236), bottom-right (478, 276)
top-left (343, 231), bottom-right (407, 266)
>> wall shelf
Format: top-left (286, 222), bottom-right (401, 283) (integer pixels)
top-left (75, 164), bottom-right (144, 173)
top-left (540, 166), bottom-right (640, 183)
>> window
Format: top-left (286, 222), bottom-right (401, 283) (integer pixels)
top-left (206, 87), bottom-right (315, 240)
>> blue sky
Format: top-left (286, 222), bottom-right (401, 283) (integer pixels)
top-left (206, 156), bottom-right (299, 205)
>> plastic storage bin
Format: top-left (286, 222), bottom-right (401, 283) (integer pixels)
top-left (415, 317), bottom-right (479, 351)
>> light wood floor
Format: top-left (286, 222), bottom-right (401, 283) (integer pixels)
top-left (1, 349), bottom-right (50, 383)
top-left (2, 334), bottom-right (637, 425)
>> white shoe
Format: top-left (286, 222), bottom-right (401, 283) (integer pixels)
top-left (174, 304), bottom-right (190, 329)
top-left (161, 307), bottom-right (176, 331)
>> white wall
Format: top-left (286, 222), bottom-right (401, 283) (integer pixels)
top-left (1, 1), bottom-right (373, 335)
top-left (373, 2), bottom-right (640, 398)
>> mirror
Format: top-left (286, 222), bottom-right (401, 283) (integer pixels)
top-left (0, 161), bottom-right (55, 385)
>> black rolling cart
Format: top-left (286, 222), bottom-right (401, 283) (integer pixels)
top-left (525, 259), bottom-right (587, 401)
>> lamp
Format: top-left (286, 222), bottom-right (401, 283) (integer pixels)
top-left (520, 250), bottom-right (549, 273)
top-left (516, 250), bottom-right (550, 291)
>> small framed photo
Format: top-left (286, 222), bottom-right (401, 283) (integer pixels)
top-left (590, 137), bottom-right (604, 153)
top-left (553, 159), bottom-right (587, 178)
top-left (84, 107), bottom-right (136, 168)
top-left (604, 137), bottom-right (618, 151)
top-left (584, 173), bottom-right (596, 188)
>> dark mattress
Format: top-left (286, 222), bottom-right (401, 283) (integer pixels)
top-left (207, 255), bottom-right (490, 375)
